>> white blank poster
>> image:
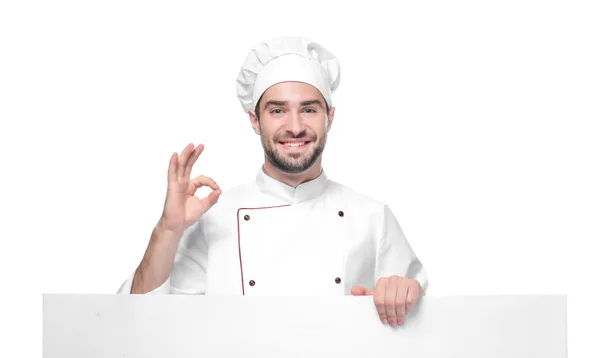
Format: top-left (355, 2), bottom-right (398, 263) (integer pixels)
top-left (43, 294), bottom-right (567, 357)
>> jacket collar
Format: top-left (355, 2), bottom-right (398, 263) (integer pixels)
top-left (255, 166), bottom-right (329, 204)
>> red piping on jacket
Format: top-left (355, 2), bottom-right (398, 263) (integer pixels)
top-left (237, 205), bottom-right (291, 295)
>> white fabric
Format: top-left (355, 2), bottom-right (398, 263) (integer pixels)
top-left (117, 168), bottom-right (428, 296)
top-left (236, 36), bottom-right (341, 114)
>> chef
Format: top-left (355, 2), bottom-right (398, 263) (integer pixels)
top-left (117, 36), bottom-right (429, 328)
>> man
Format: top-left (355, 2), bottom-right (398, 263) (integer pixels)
top-left (118, 36), bottom-right (429, 328)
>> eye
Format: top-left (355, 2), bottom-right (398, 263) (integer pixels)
top-left (271, 108), bottom-right (284, 114)
top-left (303, 108), bottom-right (317, 113)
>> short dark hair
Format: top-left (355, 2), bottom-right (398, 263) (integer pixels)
top-left (254, 94), bottom-right (331, 121)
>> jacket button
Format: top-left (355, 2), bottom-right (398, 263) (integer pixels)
top-left (244, 214), bottom-right (250, 221)
top-left (335, 277), bottom-right (341, 284)
top-left (338, 211), bottom-right (344, 217)
top-left (249, 280), bottom-right (255, 286)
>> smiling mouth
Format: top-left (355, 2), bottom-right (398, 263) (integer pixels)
top-left (278, 141), bottom-right (311, 149)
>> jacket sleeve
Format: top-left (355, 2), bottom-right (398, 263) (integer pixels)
top-left (116, 217), bottom-right (209, 295)
top-left (374, 204), bottom-right (429, 295)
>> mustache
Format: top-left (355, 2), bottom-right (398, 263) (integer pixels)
top-left (274, 131), bottom-right (317, 141)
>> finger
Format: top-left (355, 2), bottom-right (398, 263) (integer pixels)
top-left (201, 188), bottom-right (222, 209)
top-left (190, 175), bottom-right (220, 192)
top-left (405, 281), bottom-right (422, 315)
top-left (167, 152), bottom-right (178, 183)
top-left (177, 143), bottom-right (194, 178)
top-left (395, 279), bottom-right (409, 325)
top-left (183, 144), bottom-right (204, 179)
top-left (386, 277), bottom-right (399, 327)
top-left (350, 286), bottom-right (374, 296)
top-left (373, 278), bottom-right (388, 324)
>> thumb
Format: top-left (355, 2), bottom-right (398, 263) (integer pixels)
top-left (351, 286), bottom-right (374, 296)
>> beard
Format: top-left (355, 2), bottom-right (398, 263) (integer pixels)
top-left (261, 129), bottom-right (326, 174)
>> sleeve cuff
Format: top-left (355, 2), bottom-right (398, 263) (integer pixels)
top-left (116, 270), bottom-right (171, 294)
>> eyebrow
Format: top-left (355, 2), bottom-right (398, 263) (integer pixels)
top-left (263, 99), bottom-right (324, 109)
top-left (300, 99), bottom-right (324, 108)
top-left (264, 100), bottom-right (288, 109)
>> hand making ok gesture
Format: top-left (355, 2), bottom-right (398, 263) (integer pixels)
top-left (159, 143), bottom-right (222, 234)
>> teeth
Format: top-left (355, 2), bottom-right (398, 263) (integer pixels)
top-left (285, 142), bottom-right (305, 147)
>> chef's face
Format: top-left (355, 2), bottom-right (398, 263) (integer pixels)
top-left (249, 82), bottom-right (335, 174)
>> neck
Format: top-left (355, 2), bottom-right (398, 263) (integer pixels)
top-left (263, 157), bottom-right (323, 188)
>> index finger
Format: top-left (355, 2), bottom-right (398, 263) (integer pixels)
top-left (191, 175), bottom-right (219, 191)
top-left (405, 281), bottom-right (422, 315)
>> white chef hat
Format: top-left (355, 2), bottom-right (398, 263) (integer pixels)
top-left (236, 36), bottom-right (341, 114)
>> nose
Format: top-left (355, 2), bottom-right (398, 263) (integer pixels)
top-left (286, 111), bottom-right (304, 137)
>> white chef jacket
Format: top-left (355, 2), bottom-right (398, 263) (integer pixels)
top-left (117, 168), bottom-right (428, 296)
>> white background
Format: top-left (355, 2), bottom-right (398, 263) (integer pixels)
top-left (0, 0), bottom-right (598, 356)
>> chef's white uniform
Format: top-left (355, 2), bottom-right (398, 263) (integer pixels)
top-left (117, 168), bottom-right (429, 296)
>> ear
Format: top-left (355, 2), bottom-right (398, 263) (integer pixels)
top-left (249, 110), bottom-right (261, 135)
top-left (326, 106), bottom-right (335, 132)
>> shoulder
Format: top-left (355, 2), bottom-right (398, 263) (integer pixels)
top-left (326, 179), bottom-right (389, 215)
